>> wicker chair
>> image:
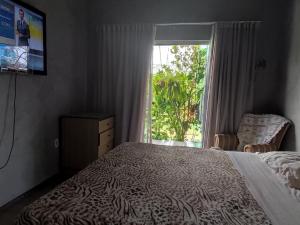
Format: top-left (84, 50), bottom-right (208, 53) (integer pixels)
top-left (214, 114), bottom-right (291, 153)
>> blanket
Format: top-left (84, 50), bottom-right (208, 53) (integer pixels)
top-left (16, 143), bottom-right (271, 225)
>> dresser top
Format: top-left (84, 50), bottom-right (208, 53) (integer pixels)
top-left (62, 113), bottom-right (113, 120)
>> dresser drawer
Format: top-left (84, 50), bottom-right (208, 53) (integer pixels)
top-left (99, 117), bottom-right (114, 133)
top-left (99, 140), bottom-right (113, 156)
top-left (100, 128), bottom-right (114, 144)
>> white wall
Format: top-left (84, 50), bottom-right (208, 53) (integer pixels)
top-left (0, 0), bottom-right (88, 206)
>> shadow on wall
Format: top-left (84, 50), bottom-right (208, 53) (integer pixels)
top-left (278, 0), bottom-right (298, 152)
top-left (281, 124), bottom-right (296, 151)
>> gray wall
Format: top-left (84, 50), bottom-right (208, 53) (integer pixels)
top-left (253, 1), bottom-right (292, 114)
top-left (155, 25), bottom-right (212, 42)
top-left (0, 0), bottom-right (87, 206)
top-left (0, 0), bottom-right (294, 207)
top-left (280, 0), bottom-right (300, 151)
top-left (86, 0), bottom-right (291, 115)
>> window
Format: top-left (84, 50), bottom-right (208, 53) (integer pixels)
top-left (147, 43), bottom-right (209, 147)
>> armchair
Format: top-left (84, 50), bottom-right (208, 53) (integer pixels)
top-left (214, 114), bottom-right (291, 153)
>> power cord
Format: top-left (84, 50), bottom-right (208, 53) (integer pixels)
top-left (0, 75), bottom-right (13, 147)
top-left (0, 48), bottom-right (29, 169)
top-left (0, 74), bottom-right (17, 169)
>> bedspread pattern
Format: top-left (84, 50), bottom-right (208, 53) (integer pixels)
top-left (16, 143), bottom-right (272, 225)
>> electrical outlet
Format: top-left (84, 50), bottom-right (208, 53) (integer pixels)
top-left (54, 138), bottom-right (59, 149)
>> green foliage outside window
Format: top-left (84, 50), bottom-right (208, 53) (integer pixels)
top-left (152, 45), bottom-right (208, 142)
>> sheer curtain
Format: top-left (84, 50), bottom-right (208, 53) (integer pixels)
top-left (203, 22), bottom-right (259, 148)
top-left (93, 24), bottom-right (156, 145)
top-left (143, 60), bottom-right (153, 143)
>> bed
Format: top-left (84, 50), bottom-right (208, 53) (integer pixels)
top-left (15, 143), bottom-right (300, 225)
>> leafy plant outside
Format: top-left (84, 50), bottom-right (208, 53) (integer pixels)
top-left (151, 45), bottom-right (208, 143)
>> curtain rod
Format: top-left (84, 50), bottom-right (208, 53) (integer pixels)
top-left (156, 21), bottom-right (263, 26)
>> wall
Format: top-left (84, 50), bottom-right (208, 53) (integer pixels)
top-left (86, 0), bottom-right (291, 115)
top-left (88, 0), bottom-right (262, 25)
top-left (253, 0), bottom-right (292, 114)
top-left (0, 0), bottom-right (293, 207)
top-left (280, 0), bottom-right (300, 151)
top-left (155, 25), bottom-right (212, 43)
top-left (0, 0), bottom-right (87, 206)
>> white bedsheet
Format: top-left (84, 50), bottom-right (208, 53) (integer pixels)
top-left (228, 151), bottom-right (300, 225)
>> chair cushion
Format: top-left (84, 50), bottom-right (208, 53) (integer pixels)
top-left (237, 114), bottom-right (290, 151)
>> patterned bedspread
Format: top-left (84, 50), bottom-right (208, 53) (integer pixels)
top-left (16, 143), bottom-right (272, 225)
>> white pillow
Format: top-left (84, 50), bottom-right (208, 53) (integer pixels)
top-left (258, 151), bottom-right (300, 189)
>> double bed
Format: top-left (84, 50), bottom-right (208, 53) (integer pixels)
top-left (16, 143), bottom-right (300, 225)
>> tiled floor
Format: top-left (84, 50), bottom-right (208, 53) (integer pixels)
top-left (0, 175), bottom-right (65, 225)
top-left (152, 139), bottom-right (202, 148)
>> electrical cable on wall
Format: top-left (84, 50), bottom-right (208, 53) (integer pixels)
top-left (0, 49), bottom-right (30, 169)
top-left (0, 75), bottom-right (13, 147)
top-left (0, 74), bottom-right (17, 170)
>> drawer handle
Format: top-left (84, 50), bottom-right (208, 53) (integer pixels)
top-left (107, 134), bottom-right (111, 137)
top-left (106, 123), bottom-right (110, 126)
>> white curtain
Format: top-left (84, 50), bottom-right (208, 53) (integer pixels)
top-left (143, 61), bottom-right (153, 144)
top-left (203, 22), bottom-right (259, 148)
top-left (93, 24), bottom-right (156, 145)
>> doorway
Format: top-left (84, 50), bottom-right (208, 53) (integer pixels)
top-left (149, 44), bottom-right (209, 147)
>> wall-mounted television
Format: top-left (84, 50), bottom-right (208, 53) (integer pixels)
top-left (0, 0), bottom-right (46, 75)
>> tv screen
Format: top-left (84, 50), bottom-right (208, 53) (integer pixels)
top-left (0, 0), bottom-right (46, 75)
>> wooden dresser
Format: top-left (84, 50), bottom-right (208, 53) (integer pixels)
top-left (60, 113), bottom-right (114, 172)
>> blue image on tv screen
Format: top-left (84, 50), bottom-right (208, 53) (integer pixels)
top-left (0, 0), bottom-right (45, 74)
top-left (0, 0), bottom-right (15, 40)
top-left (0, 44), bottom-right (28, 72)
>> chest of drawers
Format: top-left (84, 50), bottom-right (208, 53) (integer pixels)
top-left (60, 113), bottom-right (114, 172)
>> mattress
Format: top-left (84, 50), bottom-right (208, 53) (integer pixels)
top-left (15, 143), bottom-right (299, 225)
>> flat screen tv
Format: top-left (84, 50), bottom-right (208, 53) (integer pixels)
top-left (0, 0), bottom-right (46, 75)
